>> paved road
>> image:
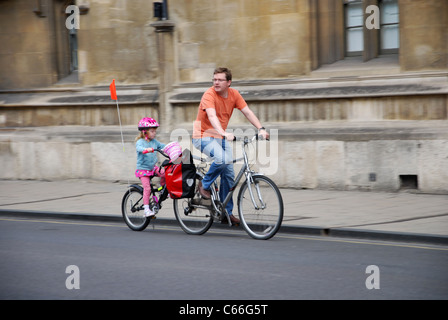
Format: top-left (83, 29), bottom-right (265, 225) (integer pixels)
top-left (1, 216), bottom-right (447, 301)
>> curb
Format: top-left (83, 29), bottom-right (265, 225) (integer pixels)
top-left (279, 225), bottom-right (448, 245)
top-left (1, 209), bottom-right (447, 246)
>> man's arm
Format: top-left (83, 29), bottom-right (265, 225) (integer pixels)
top-left (240, 106), bottom-right (270, 139)
top-left (205, 108), bottom-right (235, 141)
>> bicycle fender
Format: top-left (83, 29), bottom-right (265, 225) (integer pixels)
top-left (248, 173), bottom-right (265, 183)
top-left (128, 184), bottom-right (143, 193)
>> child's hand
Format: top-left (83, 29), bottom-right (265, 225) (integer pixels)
top-left (142, 148), bottom-right (154, 154)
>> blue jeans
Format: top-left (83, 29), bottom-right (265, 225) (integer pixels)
top-left (192, 137), bottom-right (235, 215)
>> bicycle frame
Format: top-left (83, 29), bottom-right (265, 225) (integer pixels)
top-left (127, 135), bottom-right (267, 225)
top-left (203, 135), bottom-right (267, 226)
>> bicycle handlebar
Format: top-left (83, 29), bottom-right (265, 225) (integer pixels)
top-left (142, 148), bottom-right (170, 158)
top-left (233, 133), bottom-right (269, 143)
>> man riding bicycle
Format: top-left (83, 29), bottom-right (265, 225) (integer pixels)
top-left (192, 67), bottom-right (269, 225)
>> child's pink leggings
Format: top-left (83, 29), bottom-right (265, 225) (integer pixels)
top-left (139, 166), bottom-right (165, 205)
top-left (140, 176), bottom-right (152, 205)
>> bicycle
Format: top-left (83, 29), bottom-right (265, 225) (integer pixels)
top-left (121, 134), bottom-right (284, 240)
top-left (121, 168), bottom-right (168, 232)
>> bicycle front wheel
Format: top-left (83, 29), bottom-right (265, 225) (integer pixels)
top-left (173, 197), bottom-right (213, 235)
top-left (122, 186), bottom-right (150, 231)
top-left (237, 175), bottom-right (283, 240)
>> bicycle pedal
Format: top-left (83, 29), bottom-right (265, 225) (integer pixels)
top-left (201, 199), bottom-right (212, 206)
top-left (220, 218), bottom-right (239, 227)
top-left (191, 198), bottom-right (212, 206)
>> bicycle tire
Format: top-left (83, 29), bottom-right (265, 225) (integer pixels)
top-left (237, 175), bottom-right (283, 240)
top-left (173, 195), bottom-right (213, 235)
top-left (122, 186), bottom-right (151, 231)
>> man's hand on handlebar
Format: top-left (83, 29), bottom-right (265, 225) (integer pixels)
top-left (222, 132), bottom-right (235, 141)
top-left (258, 128), bottom-right (270, 140)
top-left (224, 130), bottom-right (269, 142)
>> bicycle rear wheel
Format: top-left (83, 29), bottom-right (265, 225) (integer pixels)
top-left (122, 186), bottom-right (150, 231)
top-left (173, 196), bottom-right (213, 235)
top-left (237, 175), bottom-right (283, 240)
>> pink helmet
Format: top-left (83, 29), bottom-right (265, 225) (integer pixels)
top-left (163, 142), bottom-right (182, 162)
top-left (138, 117), bottom-right (159, 131)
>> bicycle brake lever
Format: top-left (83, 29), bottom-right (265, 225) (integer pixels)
top-left (255, 133), bottom-right (269, 141)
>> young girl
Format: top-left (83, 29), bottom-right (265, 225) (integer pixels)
top-left (135, 117), bottom-right (166, 217)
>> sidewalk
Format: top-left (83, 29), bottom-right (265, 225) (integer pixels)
top-left (0, 179), bottom-right (447, 244)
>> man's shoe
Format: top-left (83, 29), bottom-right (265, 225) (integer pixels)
top-left (230, 215), bottom-right (240, 226)
top-left (198, 181), bottom-right (211, 199)
top-left (222, 214), bottom-right (240, 226)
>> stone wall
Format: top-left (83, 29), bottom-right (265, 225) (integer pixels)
top-left (1, 0), bottom-right (447, 194)
top-left (399, 0), bottom-right (448, 71)
top-left (1, 0), bottom-right (447, 89)
top-left (76, 0), bottom-right (159, 86)
top-left (0, 0), bottom-right (61, 88)
top-left (1, 122), bottom-right (447, 193)
top-left (172, 95), bottom-right (448, 125)
top-left (1, 72), bottom-right (446, 127)
top-left (172, 0), bottom-right (312, 82)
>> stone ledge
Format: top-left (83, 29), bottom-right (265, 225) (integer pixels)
top-left (1, 121), bottom-right (447, 193)
top-left (1, 121), bottom-right (447, 143)
top-left (1, 71), bottom-right (446, 107)
top-left (171, 84), bottom-right (445, 103)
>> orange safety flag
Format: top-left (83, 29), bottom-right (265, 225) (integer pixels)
top-left (110, 79), bottom-right (117, 100)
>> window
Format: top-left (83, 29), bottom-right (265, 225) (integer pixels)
top-left (345, 0), bottom-right (364, 56)
top-left (310, 0), bottom-right (400, 71)
top-left (344, 0), bottom-right (399, 58)
top-left (379, 0), bottom-right (399, 53)
top-left (69, 28), bottom-right (78, 72)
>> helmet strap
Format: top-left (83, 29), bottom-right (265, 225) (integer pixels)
top-left (142, 130), bottom-right (149, 141)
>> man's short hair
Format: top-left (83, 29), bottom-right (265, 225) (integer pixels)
top-left (214, 67), bottom-right (232, 81)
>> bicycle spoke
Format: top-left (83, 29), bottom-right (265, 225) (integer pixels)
top-left (122, 187), bottom-right (150, 231)
top-left (238, 176), bottom-right (283, 240)
top-left (173, 194), bottom-right (213, 235)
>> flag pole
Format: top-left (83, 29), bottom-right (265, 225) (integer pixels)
top-left (116, 99), bottom-right (125, 152)
top-left (110, 79), bottom-right (125, 152)
top-left (110, 79), bottom-right (132, 195)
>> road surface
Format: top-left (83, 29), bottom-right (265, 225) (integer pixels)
top-left (1, 216), bottom-right (447, 301)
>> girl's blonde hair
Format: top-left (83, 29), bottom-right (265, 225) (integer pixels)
top-left (135, 131), bottom-right (147, 142)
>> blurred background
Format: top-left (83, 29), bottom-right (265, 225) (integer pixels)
top-left (0, 0), bottom-right (447, 193)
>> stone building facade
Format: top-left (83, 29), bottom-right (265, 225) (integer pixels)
top-left (1, 0), bottom-right (447, 88)
top-left (0, 0), bottom-right (447, 193)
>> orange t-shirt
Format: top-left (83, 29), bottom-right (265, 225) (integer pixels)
top-left (193, 87), bottom-right (247, 139)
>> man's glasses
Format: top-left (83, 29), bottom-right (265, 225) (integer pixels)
top-left (212, 78), bottom-right (228, 82)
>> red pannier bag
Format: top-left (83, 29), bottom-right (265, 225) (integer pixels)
top-left (164, 149), bottom-right (196, 199)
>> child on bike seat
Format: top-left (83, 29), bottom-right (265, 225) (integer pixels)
top-left (135, 117), bottom-right (166, 217)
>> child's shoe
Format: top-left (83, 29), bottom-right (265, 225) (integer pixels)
top-left (144, 205), bottom-right (155, 217)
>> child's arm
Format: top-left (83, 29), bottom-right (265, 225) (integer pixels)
top-left (156, 140), bottom-right (166, 151)
top-left (136, 139), bottom-right (153, 154)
